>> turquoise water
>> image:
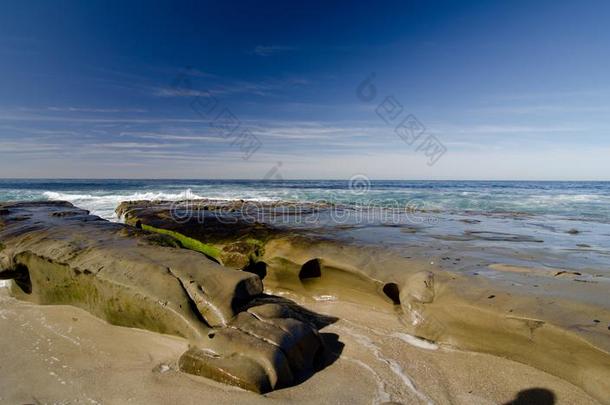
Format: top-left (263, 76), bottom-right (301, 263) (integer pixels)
top-left (0, 179), bottom-right (608, 221)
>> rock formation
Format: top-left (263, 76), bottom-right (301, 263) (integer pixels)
top-left (115, 199), bottom-right (610, 403)
top-left (0, 201), bottom-right (331, 393)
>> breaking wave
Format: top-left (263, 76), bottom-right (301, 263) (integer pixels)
top-left (42, 189), bottom-right (206, 220)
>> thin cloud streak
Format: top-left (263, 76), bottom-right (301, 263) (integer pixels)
top-left (250, 45), bottom-right (297, 56)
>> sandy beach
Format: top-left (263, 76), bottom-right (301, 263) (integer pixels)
top-left (0, 287), bottom-right (601, 405)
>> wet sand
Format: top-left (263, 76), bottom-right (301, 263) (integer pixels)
top-left (0, 287), bottom-right (600, 405)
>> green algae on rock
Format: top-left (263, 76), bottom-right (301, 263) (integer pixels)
top-left (117, 200), bottom-right (273, 269)
top-left (140, 223), bottom-right (222, 261)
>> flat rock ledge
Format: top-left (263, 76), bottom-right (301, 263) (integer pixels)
top-left (0, 201), bottom-right (330, 393)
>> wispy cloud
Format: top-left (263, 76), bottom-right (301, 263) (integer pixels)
top-left (469, 105), bottom-right (610, 115)
top-left (250, 45), bottom-right (297, 56)
top-left (119, 131), bottom-right (227, 142)
top-left (90, 142), bottom-right (166, 149)
top-left (0, 141), bottom-right (64, 153)
top-left (492, 89), bottom-right (607, 101)
top-left (153, 76), bottom-right (309, 98)
top-left (246, 120), bottom-right (384, 141)
top-left (44, 106), bottom-right (147, 113)
top-left (153, 87), bottom-right (213, 97)
top-left (434, 124), bottom-right (587, 135)
top-left (0, 111), bottom-right (209, 124)
top-left (181, 68), bottom-right (217, 78)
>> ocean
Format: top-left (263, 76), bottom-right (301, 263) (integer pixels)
top-left (1, 179), bottom-right (609, 222)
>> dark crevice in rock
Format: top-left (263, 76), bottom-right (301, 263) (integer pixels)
top-left (0, 269), bottom-right (19, 280)
top-left (243, 260), bottom-right (267, 280)
top-left (3, 263), bottom-right (33, 294)
top-left (299, 259), bottom-right (322, 280)
top-left (230, 279), bottom-right (263, 315)
top-left (316, 332), bottom-right (344, 371)
top-left (383, 282), bottom-right (401, 305)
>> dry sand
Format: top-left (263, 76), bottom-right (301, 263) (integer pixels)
top-left (0, 287), bottom-right (599, 405)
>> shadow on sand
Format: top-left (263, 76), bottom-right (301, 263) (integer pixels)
top-left (504, 388), bottom-right (556, 405)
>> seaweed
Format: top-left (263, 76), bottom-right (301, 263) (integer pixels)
top-left (141, 224), bottom-right (222, 261)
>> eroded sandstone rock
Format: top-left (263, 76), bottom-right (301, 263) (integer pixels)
top-left (116, 200), bottom-right (280, 269)
top-left (400, 271), bottom-right (435, 305)
top-left (0, 201), bottom-right (327, 393)
top-left (113, 200), bottom-right (610, 404)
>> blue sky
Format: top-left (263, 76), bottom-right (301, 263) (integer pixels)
top-left (0, 0), bottom-right (609, 180)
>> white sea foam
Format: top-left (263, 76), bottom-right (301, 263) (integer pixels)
top-left (391, 332), bottom-right (439, 350)
top-left (43, 189), bottom-right (206, 204)
top-left (313, 294), bottom-right (337, 302)
top-left (42, 189), bottom-right (281, 220)
top-left (533, 194), bottom-right (608, 203)
top-left (43, 189), bottom-right (207, 220)
top-left (343, 356), bottom-right (391, 404)
top-left (0, 280), bottom-right (8, 288)
top-left (337, 325), bottom-right (433, 404)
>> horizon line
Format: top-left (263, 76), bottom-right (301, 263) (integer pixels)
top-left (1, 178), bottom-right (609, 182)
